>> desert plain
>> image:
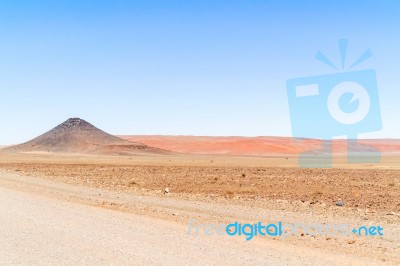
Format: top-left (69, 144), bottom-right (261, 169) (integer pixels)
top-left (0, 118), bottom-right (399, 265)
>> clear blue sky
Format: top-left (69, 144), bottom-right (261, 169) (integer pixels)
top-left (0, 0), bottom-right (399, 144)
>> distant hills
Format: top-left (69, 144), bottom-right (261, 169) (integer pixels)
top-left (2, 118), bottom-right (164, 155)
top-left (1, 118), bottom-right (399, 156)
top-left (119, 135), bottom-right (400, 156)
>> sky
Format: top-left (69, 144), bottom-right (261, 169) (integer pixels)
top-left (0, 0), bottom-right (399, 145)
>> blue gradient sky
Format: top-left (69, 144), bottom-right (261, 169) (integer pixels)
top-left (0, 1), bottom-right (399, 144)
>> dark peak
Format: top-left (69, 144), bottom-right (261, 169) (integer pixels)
top-left (56, 118), bottom-right (98, 131)
top-left (1, 117), bottom-right (164, 155)
top-left (64, 117), bottom-right (89, 125)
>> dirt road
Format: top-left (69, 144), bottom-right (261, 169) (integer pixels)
top-left (0, 169), bottom-right (398, 265)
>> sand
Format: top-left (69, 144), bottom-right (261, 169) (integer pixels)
top-left (0, 152), bottom-right (399, 265)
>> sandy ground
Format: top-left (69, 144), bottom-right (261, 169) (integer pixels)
top-left (0, 153), bottom-right (399, 265)
top-left (119, 135), bottom-right (400, 155)
top-left (2, 180), bottom-right (392, 266)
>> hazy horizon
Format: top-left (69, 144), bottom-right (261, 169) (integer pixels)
top-left (1, 1), bottom-right (399, 145)
top-left (1, 116), bottom-right (400, 147)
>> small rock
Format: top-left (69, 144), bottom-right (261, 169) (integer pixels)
top-left (348, 240), bottom-right (356, 244)
top-left (336, 201), bottom-right (345, 207)
top-left (164, 187), bottom-right (170, 194)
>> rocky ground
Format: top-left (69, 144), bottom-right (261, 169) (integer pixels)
top-left (0, 153), bottom-right (399, 264)
top-left (1, 161), bottom-right (399, 213)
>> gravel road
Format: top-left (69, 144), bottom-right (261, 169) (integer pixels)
top-left (0, 175), bottom-right (393, 265)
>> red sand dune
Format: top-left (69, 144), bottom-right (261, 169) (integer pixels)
top-left (119, 135), bottom-right (400, 156)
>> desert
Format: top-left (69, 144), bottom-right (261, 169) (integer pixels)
top-left (0, 118), bottom-right (399, 265)
top-left (2, 2), bottom-right (399, 265)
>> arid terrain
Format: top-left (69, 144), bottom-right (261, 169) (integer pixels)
top-left (3, 118), bottom-right (165, 155)
top-left (120, 135), bottom-right (400, 155)
top-left (1, 154), bottom-right (399, 213)
top-left (0, 152), bottom-right (399, 265)
top-left (1, 118), bottom-right (399, 265)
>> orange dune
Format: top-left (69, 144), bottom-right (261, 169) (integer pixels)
top-left (119, 135), bottom-right (400, 156)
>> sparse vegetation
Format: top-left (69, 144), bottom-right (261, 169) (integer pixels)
top-left (0, 161), bottom-right (399, 212)
top-left (128, 181), bottom-right (138, 186)
top-left (314, 191), bottom-right (323, 196)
